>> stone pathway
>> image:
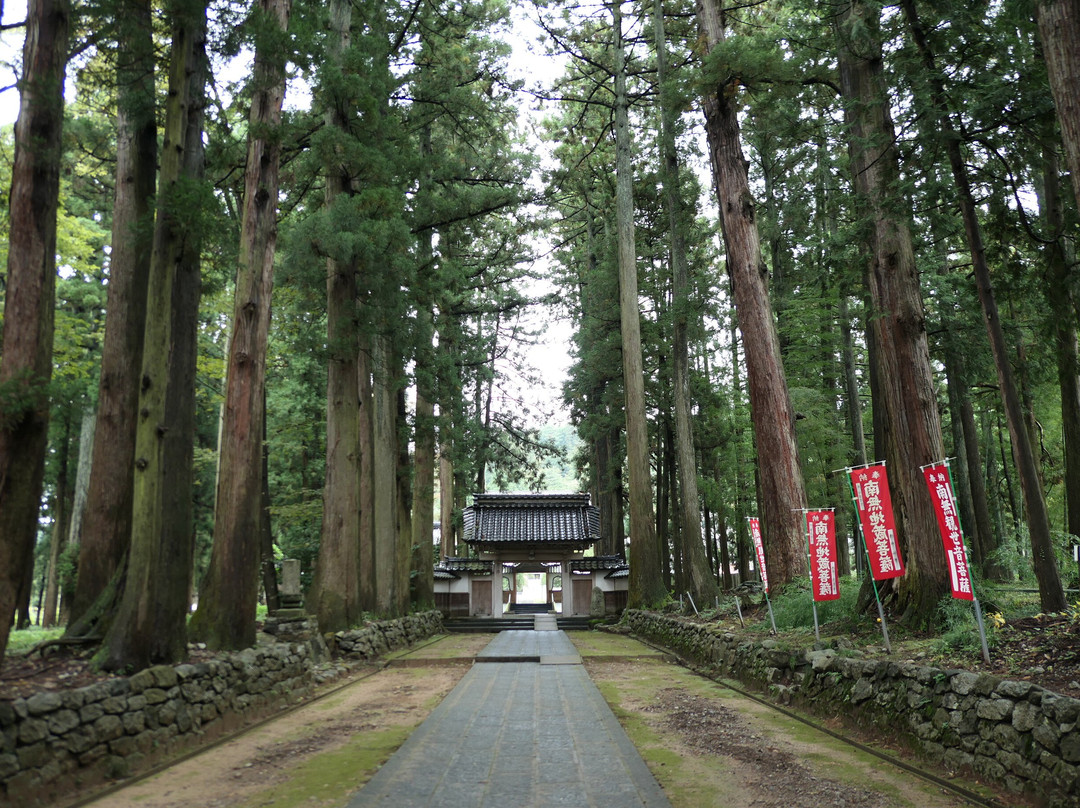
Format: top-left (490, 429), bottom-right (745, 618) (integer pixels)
top-left (349, 630), bottom-right (671, 807)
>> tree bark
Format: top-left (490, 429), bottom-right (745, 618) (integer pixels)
top-left (698, 0), bottom-right (808, 587)
top-left (439, 439), bottom-right (455, 559)
top-left (900, 0), bottom-right (1065, 611)
top-left (395, 379), bottom-right (413, 615)
top-left (373, 334), bottom-right (401, 616)
top-left (358, 336), bottom-right (375, 610)
top-left (70, 0), bottom-right (156, 627)
top-left (42, 414), bottom-right (73, 628)
top-left (61, 409), bottom-right (96, 624)
top-left (411, 123), bottom-right (437, 607)
top-left (1037, 0), bottom-right (1080, 211)
top-left (413, 371), bottom-right (436, 608)
top-left (260, 401), bottom-right (280, 612)
top-left (1039, 129), bottom-right (1080, 542)
top-left (437, 298), bottom-right (461, 559)
top-left (944, 334), bottom-right (1002, 579)
top-left (612, 0), bottom-right (666, 608)
top-left (310, 0), bottom-right (362, 632)
top-left (655, 0), bottom-right (719, 605)
top-left (190, 0), bottom-right (290, 650)
top-left (98, 0), bottom-right (209, 671)
top-left (729, 318), bottom-right (752, 584)
top-left (0, 0), bottom-right (70, 662)
top-left (835, 0), bottom-right (950, 626)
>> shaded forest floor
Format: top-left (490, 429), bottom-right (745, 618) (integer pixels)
top-left (713, 600), bottom-right (1080, 700)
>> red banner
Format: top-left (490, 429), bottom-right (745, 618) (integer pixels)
top-left (923, 464), bottom-right (974, 601)
top-left (806, 511), bottom-right (840, 601)
top-left (749, 517), bottom-right (769, 593)
top-left (850, 464), bottom-right (905, 580)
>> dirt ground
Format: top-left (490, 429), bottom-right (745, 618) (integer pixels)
top-left (55, 633), bottom-right (1014, 808)
top-left (581, 648), bottom-right (1014, 808)
top-left (74, 662), bottom-right (469, 808)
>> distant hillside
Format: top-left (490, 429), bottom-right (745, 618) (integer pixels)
top-left (504, 424), bottom-right (584, 493)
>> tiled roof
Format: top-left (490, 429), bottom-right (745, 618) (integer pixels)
top-left (463, 493), bottom-right (601, 548)
top-left (606, 567), bottom-right (629, 579)
top-left (569, 555), bottom-right (627, 572)
top-left (437, 557), bottom-right (493, 575)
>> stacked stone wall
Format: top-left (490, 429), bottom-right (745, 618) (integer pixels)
top-left (623, 609), bottom-right (1080, 808)
top-left (332, 611), bottom-right (443, 660)
top-left (0, 611), bottom-right (443, 807)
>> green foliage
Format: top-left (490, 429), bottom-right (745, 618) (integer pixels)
top-left (747, 577), bottom-right (864, 633)
top-left (5, 627), bottom-right (65, 656)
top-left (936, 597), bottom-right (998, 655)
top-left (4, 0), bottom-right (1074, 650)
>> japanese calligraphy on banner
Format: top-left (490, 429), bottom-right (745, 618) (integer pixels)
top-left (806, 511), bottom-right (840, 601)
top-left (850, 464), bottom-right (905, 580)
top-left (749, 517), bottom-right (769, 593)
top-left (923, 464), bottom-right (974, 601)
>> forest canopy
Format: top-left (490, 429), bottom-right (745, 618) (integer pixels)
top-left (0, 0), bottom-right (1078, 668)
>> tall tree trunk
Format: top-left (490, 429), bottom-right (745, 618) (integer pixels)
top-left (373, 334), bottom-right (400, 615)
top-left (99, 0), bottom-right (208, 671)
top-left (61, 409), bottom-right (96, 624)
top-left (655, 0), bottom-right (718, 605)
top-left (42, 414), bottom-right (73, 628)
top-left (1040, 129), bottom-right (1080, 542)
top-left (986, 414), bottom-right (1009, 567)
top-left (413, 374), bottom-right (436, 608)
top-left (900, 0), bottom-right (1066, 612)
top-left (71, 0), bottom-right (156, 626)
top-left (310, 0), bottom-right (362, 632)
top-left (437, 301), bottom-right (461, 559)
top-left (190, 0), bottom-right (290, 651)
top-left (260, 400), bottom-right (280, 612)
top-left (0, 0), bottom-right (69, 662)
top-left (358, 336), bottom-right (375, 610)
top-left (439, 440), bottom-right (455, 559)
top-left (730, 319), bottom-right (752, 584)
top-left (944, 335), bottom-right (1002, 579)
top-left (1036, 0), bottom-right (1080, 211)
top-left (698, 0), bottom-right (808, 587)
top-left (412, 295), bottom-right (436, 607)
top-left (657, 437), bottom-right (671, 592)
top-left (613, 0), bottom-right (665, 608)
top-left (835, 0), bottom-right (950, 626)
top-left (395, 380), bottom-right (412, 615)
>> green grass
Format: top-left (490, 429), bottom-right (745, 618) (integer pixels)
top-left (6, 626), bottom-right (64, 655)
top-left (235, 725), bottom-right (413, 808)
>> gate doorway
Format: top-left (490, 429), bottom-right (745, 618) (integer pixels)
top-left (518, 572), bottom-right (547, 604)
top-left (505, 563), bottom-right (561, 615)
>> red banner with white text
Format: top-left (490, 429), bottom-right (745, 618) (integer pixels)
top-left (806, 510), bottom-right (840, 601)
top-left (850, 464), bottom-right (905, 580)
top-left (923, 464), bottom-right (974, 601)
top-left (749, 517), bottom-right (769, 593)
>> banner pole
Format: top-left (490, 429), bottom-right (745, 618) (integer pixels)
top-left (942, 460), bottom-right (990, 664)
top-left (802, 514), bottom-right (821, 643)
top-left (846, 470), bottom-right (892, 654)
top-left (973, 595), bottom-right (991, 664)
top-left (747, 516), bottom-right (778, 634)
top-left (734, 594), bottom-right (745, 628)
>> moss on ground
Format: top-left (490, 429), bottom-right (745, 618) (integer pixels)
top-left (235, 725), bottom-right (413, 808)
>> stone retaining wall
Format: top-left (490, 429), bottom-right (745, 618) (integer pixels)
top-left (0, 611), bottom-right (443, 807)
top-left (623, 609), bottom-right (1080, 808)
top-left (332, 611), bottom-right (444, 660)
